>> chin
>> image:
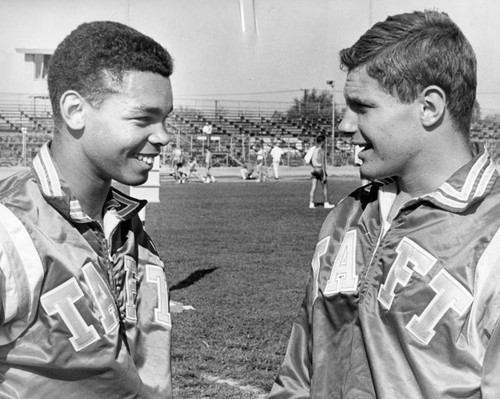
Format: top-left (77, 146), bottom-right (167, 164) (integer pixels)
top-left (130, 177), bottom-right (149, 186)
top-left (116, 174), bottom-right (149, 187)
top-left (360, 165), bottom-right (390, 182)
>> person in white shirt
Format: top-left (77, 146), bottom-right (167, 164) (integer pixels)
top-left (270, 141), bottom-right (285, 180)
top-left (202, 122), bottom-right (212, 136)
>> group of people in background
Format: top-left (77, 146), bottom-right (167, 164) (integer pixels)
top-left (171, 136), bottom-right (338, 210)
top-left (240, 141), bottom-right (280, 182)
top-left (170, 144), bottom-right (215, 184)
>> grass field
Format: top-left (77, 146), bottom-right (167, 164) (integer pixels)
top-left (145, 174), bottom-right (361, 398)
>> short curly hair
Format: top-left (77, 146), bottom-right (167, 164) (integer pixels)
top-left (48, 21), bottom-right (174, 124)
top-left (340, 10), bottom-right (476, 134)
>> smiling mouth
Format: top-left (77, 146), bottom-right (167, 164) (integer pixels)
top-left (135, 154), bottom-right (155, 165)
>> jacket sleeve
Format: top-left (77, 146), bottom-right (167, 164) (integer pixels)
top-left (0, 208), bottom-right (44, 345)
top-left (269, 272), bottom-right (315, 399)
top-left (481, 315), bottom-right (500, 397)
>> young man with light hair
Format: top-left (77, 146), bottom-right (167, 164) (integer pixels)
top-left (0, 21), bottom-right (174, 398)
top-left (271, 10), bottom-right (500, 398)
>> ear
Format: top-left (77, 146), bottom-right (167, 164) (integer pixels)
top-left (59, 90), bottom-right (85, 130)
top-left (419, 85), bottom-right (446, 128)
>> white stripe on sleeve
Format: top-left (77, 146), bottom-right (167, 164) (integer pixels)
top-left (0, 204), bottom-right (44, 344)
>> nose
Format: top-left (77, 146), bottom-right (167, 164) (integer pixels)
top-left (338, 108), bottom-right (358, 135)
top-left (149, 123), bottom-right (173, 147)
top-left (338, 109), bottom-right (365, 145)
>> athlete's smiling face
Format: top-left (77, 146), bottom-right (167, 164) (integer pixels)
top-left (338, 66), bottom-right (423, 182)
top-left (81, 70), bottom-right (173, 186)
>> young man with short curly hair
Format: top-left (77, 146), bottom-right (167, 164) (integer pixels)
top-left (0, 21), bottom-right (174, 398)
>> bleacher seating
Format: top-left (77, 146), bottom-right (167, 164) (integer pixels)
top-left (1, 95), bottom-right (499, 166)
top-left (169, 107), bottom-right (353, 165)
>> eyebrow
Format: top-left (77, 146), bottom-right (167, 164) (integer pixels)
top-left (131, 104), bottom-right (174, 116)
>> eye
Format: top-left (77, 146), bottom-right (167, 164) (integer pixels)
top-left (349, 101), bottom-right (370, 114)
top-left (356, 105), bottom-right (369, 114)
top-left (132, 116), bottom-right (152, 125)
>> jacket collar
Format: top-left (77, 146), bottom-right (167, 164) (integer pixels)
top-left (377, 149), bottom-right (498, 214)
top-left (422, 149), bottom-right (498, 212)
top-left (32, 142), bottom-right (146, 223)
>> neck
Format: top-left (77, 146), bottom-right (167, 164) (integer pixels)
top-left (51, 136), bottom-right (110, 223)
top-left (399, 136), bottom-right (473, 199)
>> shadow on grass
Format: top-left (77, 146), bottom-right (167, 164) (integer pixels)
top-left (170, 267), bottom-right (219, 292)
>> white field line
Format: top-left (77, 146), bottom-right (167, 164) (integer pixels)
top-left (201, 373), bottom-right (268, 398)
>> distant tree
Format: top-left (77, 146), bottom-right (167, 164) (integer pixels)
top-left (484, 113), bottom-right (500, 124)
top-left (287, 89), bottom-right (333, 119)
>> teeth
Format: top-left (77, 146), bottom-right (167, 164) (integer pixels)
top-left (136, 155), bottom-right (154, 165)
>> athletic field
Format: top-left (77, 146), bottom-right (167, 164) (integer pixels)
top-left (146, 170), bottom-right (361, 398)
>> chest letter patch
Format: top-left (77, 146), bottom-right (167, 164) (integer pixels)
top-left (324, 230), bottom-right (359, 296)
top-left (378, 237), bottom-right (436, 309)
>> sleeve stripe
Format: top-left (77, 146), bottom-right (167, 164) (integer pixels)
top-left (0, 245), bottom-right (20, 323)
top-left (0, 204), bottom-right (44, 344)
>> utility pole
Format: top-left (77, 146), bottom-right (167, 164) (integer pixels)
top-left (299, 88), bottom-right (309, 117)
top-left (326, 80), bottom-right (335, 167)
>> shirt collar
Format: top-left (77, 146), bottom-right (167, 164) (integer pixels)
top-left (377, 149), bottom-right (498, 215)
top-left (32, 142), bottom-right (146, 223)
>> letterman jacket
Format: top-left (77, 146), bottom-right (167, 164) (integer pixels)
top-left (0, 143), bottom-right (172, 398)
top-left (270, 150), bottom-right (500, 398)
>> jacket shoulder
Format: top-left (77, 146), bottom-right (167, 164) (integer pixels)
top-left (0, 169), bottom-right (34, 203)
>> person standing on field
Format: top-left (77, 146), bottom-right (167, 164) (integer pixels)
top-left (255, 142), bottom-right (268, 182)
top-left (270, 10), bottom-right (500, 399)
top-left (204, 146), bottom-right (215, 183)
top-left (270, 141), bottom-right (285, 180)
top-left (0, 21), bottom-right (174, 398)
top-left (171, 143), bottom-right (183, 182)
top-left (308, 134), bottom-right (335, 209)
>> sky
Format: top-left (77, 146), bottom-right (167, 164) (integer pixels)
top-left (1, 0), bottom-right (500, 114)
top-left (149, 0), bottom-right (500, 114)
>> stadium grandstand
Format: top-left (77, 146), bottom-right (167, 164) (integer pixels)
top-left (1, 94), bottom-right (500, 169)
top-left (0, 94), bottom-right (355, 168)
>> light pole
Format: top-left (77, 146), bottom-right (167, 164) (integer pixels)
top-left (326, 80), bottom-right (335, 167)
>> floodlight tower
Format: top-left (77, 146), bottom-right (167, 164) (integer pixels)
top-left (326, 80), bottom-right (335, 167)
